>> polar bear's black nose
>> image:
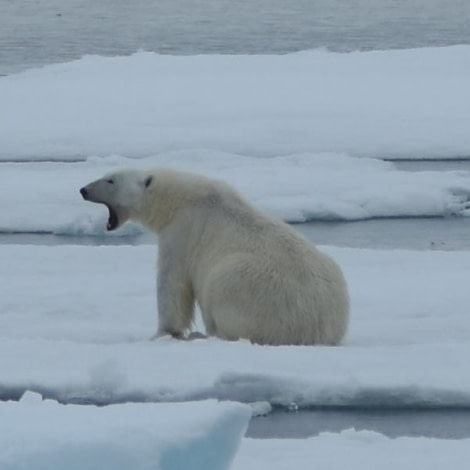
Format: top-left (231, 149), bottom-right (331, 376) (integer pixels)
top-left (80, 187), bottom-right (88, 199)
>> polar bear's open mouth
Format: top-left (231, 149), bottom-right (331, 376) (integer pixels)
top-left (80, 184), bottom-right (125, 231)
top-left (106, 204), bottom-right (119, 231)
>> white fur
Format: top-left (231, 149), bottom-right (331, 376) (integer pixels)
top-left (82, 168), bottom-right (350, 345)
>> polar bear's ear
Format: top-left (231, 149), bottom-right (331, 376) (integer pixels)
top-left (144, 176), bottom-right (153, 188)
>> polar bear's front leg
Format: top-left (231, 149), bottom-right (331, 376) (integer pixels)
top-left (153, 249), bottom-right (195, 339)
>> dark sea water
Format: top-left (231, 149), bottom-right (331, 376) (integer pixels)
top-left (248, 407), bottom-right (470, 440)
top-left (1, 0), bottom-right (470, 75)
top-left (2, 215), bottom-right (470, 251)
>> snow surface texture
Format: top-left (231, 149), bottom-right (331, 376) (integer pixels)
top-left (2, 152), bottom-right (470, 235)
top-left (1, 46), bottom-right (470, 162)
top-left (3, 243), bottom-right (470, 467)
top-left (0, 392), bottom-right (250, 470)
top-left (2, 244), bottom-right (470, 408)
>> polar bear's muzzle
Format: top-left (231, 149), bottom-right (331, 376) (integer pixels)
top-left (80, 185), bottom-right (126, 231)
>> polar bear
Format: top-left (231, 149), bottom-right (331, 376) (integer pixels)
top-left (80, 168), bottom-right (349, 345)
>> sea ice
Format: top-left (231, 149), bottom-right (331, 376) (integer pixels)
top-left (0, 393), bottom-right (250, 470)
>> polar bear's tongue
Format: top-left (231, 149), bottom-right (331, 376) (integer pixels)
top-left (106, 205), bottom-right (119, 231)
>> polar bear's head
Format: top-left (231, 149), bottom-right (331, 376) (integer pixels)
top-left (80, 169), bottom-right (153, 231)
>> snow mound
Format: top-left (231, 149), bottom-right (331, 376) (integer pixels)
top-left (0, 392), bottom-right (250, 470)
top-left (1, 47), bottom-right (470, 161)
top-left (2, 152), bottom-right (470, 236)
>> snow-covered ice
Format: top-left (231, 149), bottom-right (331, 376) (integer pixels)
top-left (2, 152), bottom-right (470, 235)
top-left (2, 244), bottom-right (470, 408)
top-left (2, 45), bottom-right (470, 235)
top-left (1, 46), bottom-right (470, 161)
top-left (2, 44), bottom-right (470, 467)
top-left (4, 242), bottom-right (470, 466)
top-left (0, 392), bottom-right (250, 470)
top-left (3, 243), bottom-right (470, 466)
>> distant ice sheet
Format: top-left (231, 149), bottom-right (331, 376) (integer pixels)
top-left (0, 393), bottom-right (250, 470)
top-left (1, 46), bottom-right (470, 161)
top-left (1, 152), bottom-right (470, 235)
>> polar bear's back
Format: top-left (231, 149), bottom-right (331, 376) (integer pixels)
top-left (186, 181), bottom-right (350, 345)
top-left (145, 168), bottom-right (349, 345)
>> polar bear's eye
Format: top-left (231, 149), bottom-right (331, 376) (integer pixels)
top-left (107, 179), bottom-right (114, 184)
